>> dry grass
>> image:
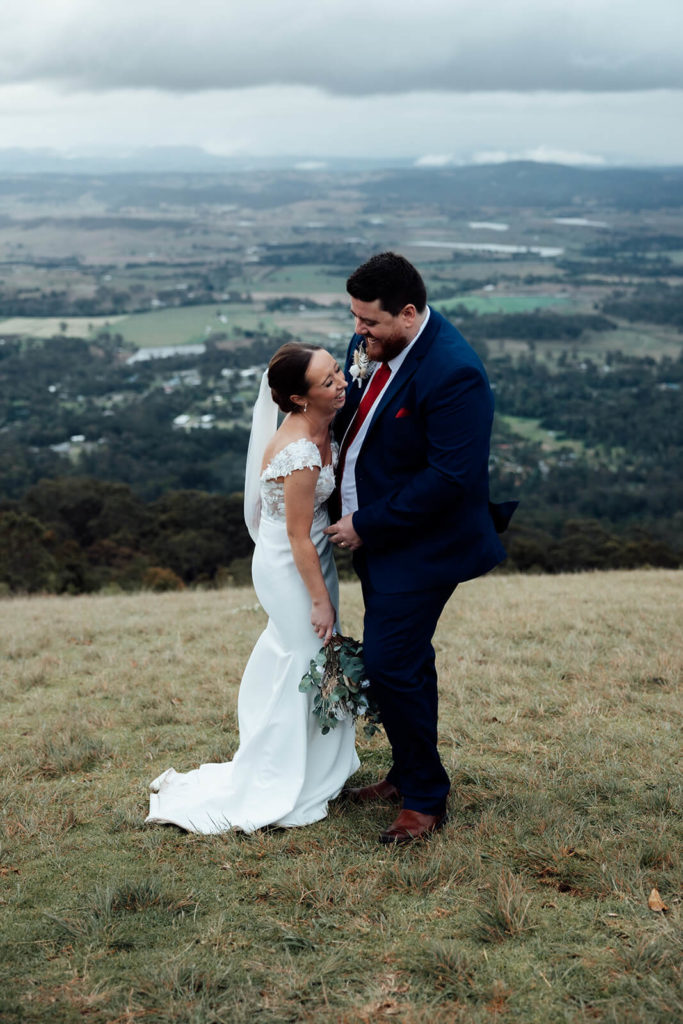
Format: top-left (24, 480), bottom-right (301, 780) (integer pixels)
top-left (1, 570), bottom-right (681, 1023)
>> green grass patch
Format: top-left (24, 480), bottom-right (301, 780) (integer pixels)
top-left (108, 302), bottom-right (276, 347)
top-left (243, 264), bottom-right (349, 294)
top-left (581, 324), bottom-right (683, 360)
top-left (105, 298), bottom-right (349, 349)
top-left (0, 315), bottom-right (127, 340)
top-left (438, 294), bottom-right (572, 316)
top-left (498, 414), bottom-right (587, 454)
top-left (1, 572), bottom-right (681, 1022)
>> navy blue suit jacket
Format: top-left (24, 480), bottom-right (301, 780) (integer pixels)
top-left (334, 308), bottom-right (516, 593)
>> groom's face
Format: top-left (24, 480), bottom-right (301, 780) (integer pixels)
top-left (349, 298), bottom-right (416, 363)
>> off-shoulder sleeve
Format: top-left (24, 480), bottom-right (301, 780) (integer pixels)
top-left (263, 438), bottom-right (322, 480)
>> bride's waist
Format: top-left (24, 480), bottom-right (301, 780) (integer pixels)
top-left (260, 504), bottom-right (329, 529)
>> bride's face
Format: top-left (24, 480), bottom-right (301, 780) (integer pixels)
top-left (299, 349), bottom-right (347, 416)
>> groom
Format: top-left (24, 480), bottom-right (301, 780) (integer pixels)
top-left (326, 252), bottom-right (516, 844)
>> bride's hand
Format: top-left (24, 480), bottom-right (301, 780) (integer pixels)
top-left (311, 598), bottom-right (336, 646)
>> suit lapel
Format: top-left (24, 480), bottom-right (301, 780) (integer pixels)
top-left (362, 308), bottom-right (442, 440)
top-left (336, 335), bottom-right (366, 440)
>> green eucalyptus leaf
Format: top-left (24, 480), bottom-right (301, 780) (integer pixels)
top-left (299, 633), bottom-right (380, 736)
top-left (339, 655), bottom-right (365, 681)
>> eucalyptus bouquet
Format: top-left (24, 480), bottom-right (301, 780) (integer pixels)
top-left (299, 634), bottom-right (381, 737)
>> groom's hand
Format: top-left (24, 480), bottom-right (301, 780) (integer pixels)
top-left (325, 515), bottom-right (363, 551)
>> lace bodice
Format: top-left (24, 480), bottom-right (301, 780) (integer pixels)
top-left (260, 438), bottom-right (337, 523)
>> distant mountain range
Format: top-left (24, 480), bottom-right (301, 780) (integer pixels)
top-left (0, 148), bottom-right (681, 209)
top-left (0, 147), bottom-right (411, 174)
top-left (359, 162), bottom-right (683, 210)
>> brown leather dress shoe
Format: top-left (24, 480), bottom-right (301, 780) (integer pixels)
top-left (341, 779), bottom-right (401, 803)
top-left (379, 808), bottom-right (447, 844)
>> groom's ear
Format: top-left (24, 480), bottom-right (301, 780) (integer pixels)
top-left (400, 304), bottom-right (418, 328)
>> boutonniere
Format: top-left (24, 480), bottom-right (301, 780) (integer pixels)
top-left (349, 340), bottom-right (374, 388)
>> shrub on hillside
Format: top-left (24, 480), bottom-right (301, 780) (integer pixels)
top-left (142, 567), bottom-right (185, 592)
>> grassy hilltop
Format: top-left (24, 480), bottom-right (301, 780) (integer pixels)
top-left (1, 570), bottom-right (681, 1023)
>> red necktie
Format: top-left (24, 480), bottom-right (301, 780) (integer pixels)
top-left (338, 361), bottom-right (391, 480)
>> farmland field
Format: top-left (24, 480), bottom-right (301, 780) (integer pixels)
top-left (0, 301), bottom-right (351, 349)
top-left (498, 414), bottom-right (586, 453)
top-left (0, 315), bottom-right (127, 339)
top-left (114, 303), bottom-right (350, 349)
top-left (110, 303), bottom-right (274, 347)
top-left (438, 294), bottom-right (572, 316)
top-left (234, 264), bottom-right (349, 295)
top-left (579, 325), bottom-right (683, 360)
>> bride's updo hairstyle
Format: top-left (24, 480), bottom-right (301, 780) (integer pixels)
top-left (267, 342), bottom-right (322, 413)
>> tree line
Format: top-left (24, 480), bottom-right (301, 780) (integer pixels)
top-left (1, 331), bottom-right (681, 593)
top-left (1, 472), bottom-right (678, 596)
top-left (0, 477), bottom-right (253, 594)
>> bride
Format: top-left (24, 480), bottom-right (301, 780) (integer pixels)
top-left (146, 343), bottom-right (359, 833)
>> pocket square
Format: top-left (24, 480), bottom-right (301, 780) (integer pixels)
top-left (395, 407), bottom-right (412, 419)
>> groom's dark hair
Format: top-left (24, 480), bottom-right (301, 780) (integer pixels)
top-left (347, 252), bottom-right (427, 316)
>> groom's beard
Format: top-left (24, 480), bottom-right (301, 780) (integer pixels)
top-left (363, 330), bottom-right (408, 363)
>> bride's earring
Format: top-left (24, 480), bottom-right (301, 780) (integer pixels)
top-left (303, 402), bottom-right (308, 413)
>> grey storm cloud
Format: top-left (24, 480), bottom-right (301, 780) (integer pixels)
top-left (1, 0), bottom-right (682, 95)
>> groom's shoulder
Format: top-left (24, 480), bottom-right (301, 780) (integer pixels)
top-left (426, 309), bottom-right (485, 373)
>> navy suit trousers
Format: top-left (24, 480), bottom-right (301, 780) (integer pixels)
top-left (360, 579), bottom-right (456, 815)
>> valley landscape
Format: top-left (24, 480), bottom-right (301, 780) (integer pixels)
top-left (1, 161), bottom-right (682, 591)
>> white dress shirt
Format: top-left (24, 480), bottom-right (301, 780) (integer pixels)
top-left (340, 307), bottom-right (431, 517)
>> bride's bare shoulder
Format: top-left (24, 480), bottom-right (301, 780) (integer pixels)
top-left (261, 425), bottom-right (316, 474)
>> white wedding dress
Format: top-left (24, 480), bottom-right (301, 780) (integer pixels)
top-left (146, 438), bottom-right (359, 834)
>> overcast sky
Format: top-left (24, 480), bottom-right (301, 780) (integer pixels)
top-left (1, 0), bottom-right (682, 166)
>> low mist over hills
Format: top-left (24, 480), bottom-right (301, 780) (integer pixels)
top-left (360, 162), bottom-right (683, 211)
top-left (1, 149), bottom-right (683, 209)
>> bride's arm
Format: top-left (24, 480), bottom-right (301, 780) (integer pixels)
top-left (284, 467), bottom-right (336, 645)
